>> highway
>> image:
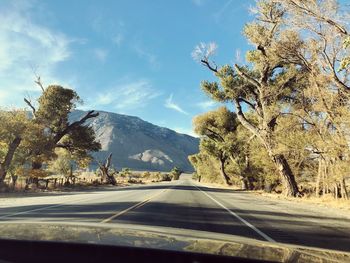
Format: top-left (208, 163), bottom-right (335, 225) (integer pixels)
top-left (1, 174), bottom-right (350, 253)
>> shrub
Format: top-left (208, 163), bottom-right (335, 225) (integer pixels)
top-left (170, 167), bottom-right (182, 180)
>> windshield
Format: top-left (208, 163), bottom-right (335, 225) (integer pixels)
top-left (0, 0), bottom-right (350, 262)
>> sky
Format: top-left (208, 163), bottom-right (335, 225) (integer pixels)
top-left (0, 0), bottom-right (255, 137)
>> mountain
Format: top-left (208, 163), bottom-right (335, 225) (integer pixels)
top-left (70, 110), bottom-right (199, 172)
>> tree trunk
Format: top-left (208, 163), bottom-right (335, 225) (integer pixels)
top-left (219, 157), bottom-right (231, 186)
top-left (316, 158), bottom-right (322, 197)
top-left (229, 155), bottom-right (248, 189)
top-left (98, 153), bottom-right (116, 185)
top-left (334, 183), bottom-right (339, 200)
top-left (340, 177), bottom-right (349, 200)
top-left (271, 153), bottom-right (300, 197)
top-left (239, 176), bottom-right (248, 190)
top-left (32, 161), bottom-right (43, 170)
top-left (242, 154), bottom-right (251, 190)
top-left (10, 174), bottom-right (18, 190)
top-left (45, 179), bottom-right (49, 189)
top-left (0, 136), bottom-right (21, 184)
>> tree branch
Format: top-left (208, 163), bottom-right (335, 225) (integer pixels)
top-left (201, 59), bottom-right (218, 73)
top-left (23, 98), bottom-right (36, 119)
top-left (289, 0), bottom-right (348, 35)
top-left (54, 110), bottom-right (99, 144)
top-left (105, 153), bottom-right (112, 169)
top-left (205, 127), bottom-right (225, 143)
top-left (34, 76), bottom-right (45, 92)
top-left (233, 99), bottom-right (260, 138)
top-left (238, 98), bottom-right (255, 110)
top-left (234, 64), bottom-right (261, 89)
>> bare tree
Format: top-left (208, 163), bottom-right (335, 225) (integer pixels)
top-left (98, 153), bottom-right (117, 185)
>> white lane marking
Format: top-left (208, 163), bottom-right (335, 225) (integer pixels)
top-left (193, 183), bottom-right (276, 243)
top-left (0, 180), bottom-right (180, 220)
top-left (101, 180), bottom-right (183, 223)
top-left (101, 189), bottom-right (167, 223)
top-left (0, 189), bottom-right (137, 219)
top-left (0, 203), bottom-right (74, 219)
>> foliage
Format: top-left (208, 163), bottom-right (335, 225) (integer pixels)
top-left (191, 0), bottom-right (350, 199)
top-left (170, 166), bottom-right (182, 180)
top-left (340, 37), bottom-right (350, 70)
top-left (0, 82), bottom-right (101, 186)
top-left (31, 85), bottom-right (101, 167)
top-left (120, 168), bottom-right (132, 177)
top-left (47, 149), bottom-right (72, 177)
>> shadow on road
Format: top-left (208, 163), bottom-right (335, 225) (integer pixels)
top-left (98, 184), bottom-right (241, 194)
top-left (0, 182), bottom-right (239, 199)
top-left (1, 198), bottom-right (350, 253)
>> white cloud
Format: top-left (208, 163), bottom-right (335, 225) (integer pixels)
top-left (0, 1), bottom-right (72, 106)
top-left (94, 48), bottom-right (108, 62)
top-left (91, 14), bottom-right (125, 47)
top-left (85, 79), bottom-right (160, 111)
top-left (134, 45), bottom-right (160, 70)
top-left (164, 94), bottom-right (188, 115)
top-left (96, 93), bottom-right (114, 106)
top-left (213, 0), bottom-right (234, 22)
top-left (196, 100), bottom-right (217, 110)
top-left (112, 33), bottom-right (124, 46)
top-left (192, 0), bottom-right (203, 6)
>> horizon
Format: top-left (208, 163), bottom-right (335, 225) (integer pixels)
top-left (74, 108), bottom-right (200, 138)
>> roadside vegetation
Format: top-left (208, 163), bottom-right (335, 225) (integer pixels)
top-left (190, 0), bottom-right (350, 199)
top-left (0, 79), bottom-right (179, 192)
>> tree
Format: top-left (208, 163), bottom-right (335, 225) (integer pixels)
top-left (193, 107), bottom-right (251, 187)
top-left (170, 166), bottom-right (182, 180)
top-left (0, 111), bottom-right (30, 184)
top-left (194, 1), bottom-right (307, 196)
top-left (98, 153), bottom-right (117, 185)
top-left (24, 84), bottom-right (101, 172)
top-left (274, 0), bottom-right (350, 199)
top-left (48, 148), bottom-right (73, 177)
top-left (188, 152), bottom-right (221, 184)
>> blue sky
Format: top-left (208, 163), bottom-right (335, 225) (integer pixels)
top-left (0, 0), bottom-right (255, 136)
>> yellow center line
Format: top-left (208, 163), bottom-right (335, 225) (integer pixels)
top-left (100, 188), bottom-right (168, 223)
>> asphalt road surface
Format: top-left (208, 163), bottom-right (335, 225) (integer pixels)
top-left (1, 174), bottom-right (350, 253)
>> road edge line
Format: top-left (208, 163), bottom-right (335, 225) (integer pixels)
top-left (192, 183), bottom-right (276, 243)
top-left (0, 189), bottom-right (137, 219)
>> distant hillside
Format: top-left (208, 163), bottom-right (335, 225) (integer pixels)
top-left (70, 110), bottom-right (199, 172)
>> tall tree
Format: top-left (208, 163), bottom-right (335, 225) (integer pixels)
top-left (0, 111), bottom-right (29, 184)
top-left (193, 107), bottom-right (251, 188)
top-left (194, 1), bottom-right (306, 196)
top-left (24, 84), bottom-right (101, 172)
top-left (275, 0), bottom-right (350, 199)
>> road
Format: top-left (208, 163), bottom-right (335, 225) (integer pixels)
top-left (1, 174), bottom-right (350, 253)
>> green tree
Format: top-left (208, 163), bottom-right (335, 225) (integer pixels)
top-left (193, 1), bottom-right (306, 196)
top-left (0, 111), bottom-right (29, 184)
top-left (170, 166), bottom-right (182, 180)
top-left (47, 148), bottom-right (72, 177)
top-left (193, 107), bottom-right (240, 186)
top-left (275, 0), bottom-right (350, 199)
top-left (24, 84), bottom-right (101, 172)
top-left (189, 152), bottom-right (221, 184)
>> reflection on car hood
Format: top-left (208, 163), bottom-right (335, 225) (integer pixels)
top-left (0, 222), bottom-right (349, 263)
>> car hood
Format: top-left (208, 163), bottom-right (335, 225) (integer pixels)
top-left (0, 221), bottom-right (349, 263)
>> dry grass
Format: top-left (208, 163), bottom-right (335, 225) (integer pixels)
top-left (195, 181), bottom-right (350, 213)
top-left (254, 191), bottom-right (350, 213)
